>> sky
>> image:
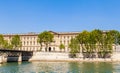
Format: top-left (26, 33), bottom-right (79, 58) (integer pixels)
top-left (0, 0), bottom-right (120, 33)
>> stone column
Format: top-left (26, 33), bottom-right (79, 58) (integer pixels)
top-left (18, 53), bottom-right (22, 62)
top-left (0, 56), bottom-right (3, 63)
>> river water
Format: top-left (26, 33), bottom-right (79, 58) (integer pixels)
top-left (0, 61), bottom-right (120, 73)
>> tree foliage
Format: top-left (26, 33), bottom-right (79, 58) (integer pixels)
top-left (0, 34), bottom-right (5, 48)
top-left (69, 38), bottom-right (80, 54)
top-left (38, 31), bottom-right (54, 51)
top-left (11, 35), bottom-right (22, 49)
top-left (70, 29), bottom-right (120, 58)
top-left (59, 43), bottom-right (65, 52)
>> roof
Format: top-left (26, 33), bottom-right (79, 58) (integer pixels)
top-left (2, 31), bottom-right (80, 36)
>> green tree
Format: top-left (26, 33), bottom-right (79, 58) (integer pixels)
top-left (11, 35), bottom-right (22, 49)
top-left (38, 31), bottom-right (54, 52)
top-left (37, 33), bottom-right (44, 51)
top-left (76, 30), bottom-right (89, 52)
top-left (69, 38), bottom-right (80, 57)
top-left (3, 40), bottom-right (13, 49)
top-left (3, 40), bottom-right (9, 49)
top-left (88, 29), bottom-right (103, 58)
top-left (59, 43), bottom-right (65, 52)
top-left (0, 34), bottom-right (5, 48)
top-left (118, 32), bottom-right (120, 45)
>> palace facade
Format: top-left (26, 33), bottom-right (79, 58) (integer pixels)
top-left (3, 31), bottom-right (80, 52)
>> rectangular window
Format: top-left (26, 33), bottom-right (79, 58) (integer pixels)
top-left (24, 41), bottom-right (25, 45)
top-left (60, 41), bottom-right (62, 44)
top-left (27, 41), bottom-right (29, 45)
top-left (24, 37), bottom-right (25, 40)
top-left (67, 36), bottom-right (69, 39)
top-left (30, 41), bottom-right (32, 45)
top-left (34, 41), bottom-right (35, 45)
top-left (27, 37), bottom-right (29, 40)
top-left (68, 40), bottom-right (69, 44)
top-left (34, 37), bottom-right (35, 40)
top-left (64, 36), bottom-right (65, 39)
top-left (64, 40), bottom-right (65, 44)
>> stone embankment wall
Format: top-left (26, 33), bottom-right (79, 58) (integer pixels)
top-left (29, 52), bottom-right (70, 61)
top-left (111, 52), bottom-right (120, 61)
top-left (1, 52), bottom-right (120, 63)
top-left (29, 52), bottom-right (120, 62)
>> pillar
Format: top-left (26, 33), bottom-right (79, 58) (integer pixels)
top-left (18, 53), bottom-right (22, 62)
top-left (0, 56), bottom-right (3, 63)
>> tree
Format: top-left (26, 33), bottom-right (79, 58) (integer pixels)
top-left (118, 33), bottom-right (120, 45)
top-left (59, 43), bottom-right (65, 52)
top-left (3, 40), bottom-right (13, 49)
top-left (3, 40), bottom-right (9, 49)
top-left (100, 30), bottom-right (120, 58)
top-left (88, 29), bottom-right (103, 58)
top-left (0, 34), bottom-right (5, 48)
top-left (37, 33), bottom-right (44, 51)
top-left (76, 30), bottom-right (90, 52)
top-left (11, 35), bottom-right (22, 49)
top-left (69, 38), bottom-right (80, 57)
top-left (38, 31), bottom-right (54, 52)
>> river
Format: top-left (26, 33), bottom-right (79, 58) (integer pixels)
top-left (0, 61), bottom-right (120, 73)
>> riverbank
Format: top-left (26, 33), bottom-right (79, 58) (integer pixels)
top-left (28, 52), bottom-right (120, 62)
top-left (29, 58), bottom-right (120, 62)
top-left (1, 52), bottom-right (120, 63)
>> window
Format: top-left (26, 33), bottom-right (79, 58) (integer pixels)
top-left (64, 40), bottom-right (65, 44)
top-left (34, 41), bottom-right (35, 45)
top-left (60, 41), bottom-right (62, 44)
top-left (67, 36), bottom-right (69, 39)
top-left (24, 41), bottom-right (25, 45)
top-left (34, 37), bottom-right (35, 40)
top-left (27, 37), bottom-right (29, 40)
top-left (71, 36), bottom-right (73, 38)
top-left (68, 40), bottom-right (69, 44)
top-left (30, 41), bottom-right (32, 45)
top-left (54, 41), bottom-right (56, 44)
top-left (64, 36), bottom-right (65, 39)
top-left (24, 37), bottom-right (26, 40)
top-left (27, 41), bottom-right (29, 45)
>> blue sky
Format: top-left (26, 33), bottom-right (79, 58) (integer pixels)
top-left (0, 0), bottom-right (120, 33)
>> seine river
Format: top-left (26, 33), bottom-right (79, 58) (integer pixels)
top-left (0, 61), bottom-right (120, 73)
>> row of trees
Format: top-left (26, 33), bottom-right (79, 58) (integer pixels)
top-left (0, 35), bottom-right (21, 50)
top-left (69, 29), bottom-right (120, 58)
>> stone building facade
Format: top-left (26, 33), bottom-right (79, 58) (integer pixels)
top-left (3, 31), bottom-right (79, 52)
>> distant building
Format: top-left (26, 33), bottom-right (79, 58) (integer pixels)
top-left (3, 31), bottom-right (80, 52)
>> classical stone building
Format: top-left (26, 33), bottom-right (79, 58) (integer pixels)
top-left (3, 31), bottom-right (80, 52)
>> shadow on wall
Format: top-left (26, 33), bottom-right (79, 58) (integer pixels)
top-left (6, 51), bottom-right (33, 62)
top-left (22, 51), bottom-right (33, 61)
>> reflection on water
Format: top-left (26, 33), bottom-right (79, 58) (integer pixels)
top-left (0, 61), bottom-right (120, 73)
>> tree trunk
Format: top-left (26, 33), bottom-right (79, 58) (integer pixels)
top-left (45, 43), bottom-right (48, 52)
top-left (40, 44), bottom-right (42, 51)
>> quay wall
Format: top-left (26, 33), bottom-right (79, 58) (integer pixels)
top-left (29, 52), bottom-right (120, 62)
top-left (1, 52), bottom-right (120, 63)
top-left (29, 52), bottom-right (70, 61)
